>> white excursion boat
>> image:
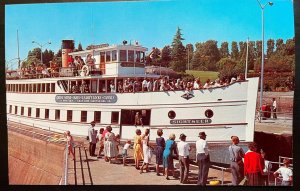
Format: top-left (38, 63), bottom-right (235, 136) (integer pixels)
top-left (6, 40), bottom-right (259, 143)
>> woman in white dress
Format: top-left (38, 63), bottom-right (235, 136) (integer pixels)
top-left (140, 129), bottom-right (151, 174)
top-left (104, 126), bottom-right (117, 163)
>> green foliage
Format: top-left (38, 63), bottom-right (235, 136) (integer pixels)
top-left (185, 70), bottom-right (219, 81)
top-left (219, 42), bottom-right (229, 58)
top-left (216, 58), bottom-right (243, 79)
top-left (161, 45), bottom-right (172, 67)
top-left (170, 27), bottom-right (186, 72)
top-left (231, 41), bottom-right (239, 60)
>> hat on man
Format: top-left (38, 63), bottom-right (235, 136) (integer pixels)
top-left (90, 121), bottom-right (96, 126)
top-left (198, 131), bottom-right (207, 137)
top-left (179, 133), bottom-right (187, 140)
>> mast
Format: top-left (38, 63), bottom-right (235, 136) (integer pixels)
top-left (245, 37), bottom-right (249, 79)
top-left (17, 30), bottom-right (20, 69)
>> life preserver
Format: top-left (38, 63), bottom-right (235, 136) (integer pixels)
top-left (80, 65), bottom-right (89, 76)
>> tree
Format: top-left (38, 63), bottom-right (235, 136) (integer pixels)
top-left (275, 39), bottom-right (285, 55)
top-left (285, 38), bottom-right (295, 56)
top-left (186, 43), bottom-right (194, 69)
top-left (191, 42), bottom-right (207, 70)
top-left (201, 40), bottom-right (220, 71)
top-left (216, 58), bottom-right (242, 79)
top-left (266, 39), bottom-right (275, 58)
top-left (151, 47), bottom-right (161, 66)
top-left (78, 42), bottom-right (83, 51)
top-left (231, 41), bottom-right (239, 60)
top-left (219, 42), bottom-right (229, 59)
top-left (161, 45), bottom-right (172, 67)
top-left (170, 27), bottom-right (186, 72)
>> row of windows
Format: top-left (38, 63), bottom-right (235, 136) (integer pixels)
top-left (6, 83), bottom-right (56, 93)
top-left (98, 50), bottom-right (145, 63)
top-left (8, 105), bottom-right (119, 124)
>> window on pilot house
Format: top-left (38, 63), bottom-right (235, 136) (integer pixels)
top-left (120, 50), bottom-right (127, 62)
top-left (128, 50), bottom-right (134, 62)
top-left (9, 105), bottom-right (12, 113)
top-left (15, 106), bottom-right (18, 114)
top-left (106, 51), bottom-right (111, 62)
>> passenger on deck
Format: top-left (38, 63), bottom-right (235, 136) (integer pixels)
top-left (142, 78), bottom-right (148, 92)
top-left (230, 77), bottom-right (237, 84)
top-left (85, 54), bottom-right (96, 71)
top-left (134, 112), bottom-right (143, 127)
top-left (147, 79), bottom-right (153, 92)
top-left (117, 81), bottom-right (123, 93)
top-left (110, 81), bottom-right (116, 93)
top-left (71, 82), bottom-right (80, 93)
top-left (41, 64), bottom-right (50, 77)
top-left (193, 78), bottom-right (202, 89)
top-left (80, 81), bottom-right (90, 93)
top-left (153, 78), bottom-right (160, 91)
top-left (203, 79), bottom-right (211, 89)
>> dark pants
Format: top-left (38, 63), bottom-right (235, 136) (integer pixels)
top-left (179, 156), bottom-right (190, 183)
top-left (273, 108), bottom-right (277, 119)
top-left (261, 174), bottom-right (269, 186)
top-left (230, 161), bottom-right (244, 185)
top-left (197, 153), bottom-right (210, 186)
top-left (89, 142), bottom-right (96, 156)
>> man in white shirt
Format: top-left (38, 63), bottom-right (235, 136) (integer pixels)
top-left (88, 121), bottom-right (97, 157)
top-left (274, 158), bottom-right (293, 186)
top-left (196, 131), bottom-right (210, 186)
top-left (272, 98), bottom-right (277, 119)
top-left (177, 133), bottom-right (191, 184)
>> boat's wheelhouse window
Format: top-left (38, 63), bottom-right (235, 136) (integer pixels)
top-left (36, 108), bottom-right (40, 118)
top-left (94, 111), bottom-right (101, 123)
top-left (100, 52), bottom-right (105, 63)
top-left (46, 83), bottom-right (50, 93)
top-left (51, 83), bottom-right (55, 93)
top-left (18, 84), bottom-right (21, 92)
top-left (111, 111), bottom-right (119, 124)
top-left (55, 109), bottom-right (60, 120)
top-left (15, 106), bottom-right (18, 114)
top-left (9, 105), bottom-right (12, 113)
top-left (91, 80), bottom-right (97, 93)
top-left (135, 51), bottom-right (141, 62)
top-left (121, 109), bottom-right (151, 126)
top-left (45, 109), bottom-right (49, 119)
top-left (26, 84), bottom-right (28, 92)
top-left (28, 107), bottom-right (32, 117)
top-left (128, 50), bottom-right (134, 62)
top-left (112, 50), bottom-right (117, 61)
top-left (81, 111), bottom-right (87, 122)
top-left (141, 52), bottom-right (145, 62)
top-left (106, 51), bottom-right (111, 62)
top-left (120, 50), bottom-right (127, 62)
top-left (67, 110), bottom-right (72, 122)
top-left (21, 107), bottom-right (24, 116)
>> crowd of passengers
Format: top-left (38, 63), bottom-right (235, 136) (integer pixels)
top-left (19, 54), bottom-right (95, 78)
top-left (70, 74), bottom-right (246, 94)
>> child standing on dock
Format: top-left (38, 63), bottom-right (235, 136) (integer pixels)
top-left (274, 158), bottom-right (293, 186)
top-left (122, 140), bottom-right (131, 166)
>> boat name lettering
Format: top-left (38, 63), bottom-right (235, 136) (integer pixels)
top-left (170, 119), bottom-right (212, 124)
top-left (55, 94), bottom-right (118, 103)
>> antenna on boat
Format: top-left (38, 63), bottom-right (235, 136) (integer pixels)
top-left (245, 37), bottom-right (249, 79)
top-left (17, 29), bottom-right (20, 69)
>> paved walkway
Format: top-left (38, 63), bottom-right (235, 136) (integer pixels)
top-left (67, 142), bottom-right (232, 185)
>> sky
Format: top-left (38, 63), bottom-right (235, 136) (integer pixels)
top-left (5, 0), bottom-right (295, 69)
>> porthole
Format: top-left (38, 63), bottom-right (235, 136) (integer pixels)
top-left (205, 109), bottom-right (214, 118)
top-left (168, 110), bottom-right (176, 119)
